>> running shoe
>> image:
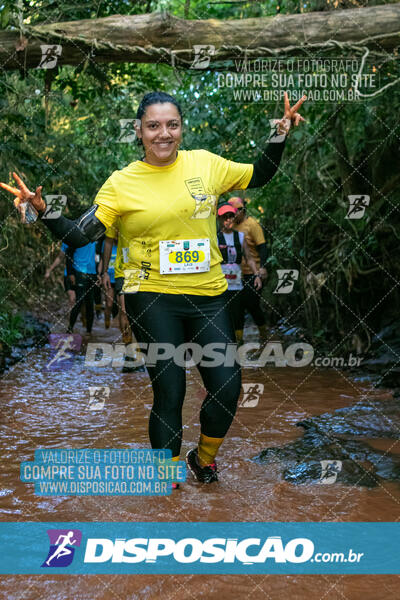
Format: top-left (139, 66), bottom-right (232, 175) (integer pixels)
top-left (95, 304), bottom-right (103, 320)
top-left (122, 331), bottom-right (133, 345)
top-left (186, 448), bottom-right (218, 483)
top-left (121, 356), bottom-right (145, 373)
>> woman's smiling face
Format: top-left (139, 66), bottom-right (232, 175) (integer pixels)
top-left (136, 102), bottom-right (182, 167)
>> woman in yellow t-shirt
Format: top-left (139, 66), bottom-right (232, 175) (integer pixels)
top-left (1, 91), bottom-right (306, 485)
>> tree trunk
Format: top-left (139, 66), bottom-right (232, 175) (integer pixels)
top-left (1, 5), bottom-right (399, 71)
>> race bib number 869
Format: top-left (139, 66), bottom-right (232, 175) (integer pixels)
top-left (159, 239), bottom-right (210, 274)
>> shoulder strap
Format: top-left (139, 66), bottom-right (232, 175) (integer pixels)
top-left (233, 230), bottom-right (243, 264)
top-left (217, 230), bottom-right (228, 263)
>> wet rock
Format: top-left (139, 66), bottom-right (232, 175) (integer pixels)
top-left (356, 318), bottom-right (400, 388)
top-left (0, 312), bottom-right (50, 374)
top-left (276, 320), bottom-right (308, 341)
top-left (297, 397), bottom-right (400, 439)
top-left (283, 459), bottom-right (378, 488)
top-left (20, 336), bottom-right (35, 348)
top-left (10, 347), bottom-right (24, 361)
top-left (253, 399), bottom-right (400, 487)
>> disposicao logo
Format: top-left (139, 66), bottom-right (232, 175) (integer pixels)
top-left (83, 536), bottom-right (314, 564)
top-left (41, 529), bottom-right (82, 567)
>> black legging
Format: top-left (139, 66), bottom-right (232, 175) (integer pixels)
top-left (68, 271), bottom-right (96, 333)
top-left (224, 289), bottom-right (243, 332)
top-left (124, 291), bottom-right (241, 457)
top-left (240, 274), bottom-right (266, 328)
top-left (93, 282), bottom-right (102, 308)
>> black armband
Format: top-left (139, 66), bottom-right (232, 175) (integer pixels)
top-left (41, 204), bottom-right (106, 248)
top-left (256, 242), bottom-right (268, 268)
top-left (247, 137), bottom-right (286, 189)
top-left (65, 246), bottom-right (75, 276)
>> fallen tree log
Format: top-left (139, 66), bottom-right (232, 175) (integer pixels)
top-left (0, 5), bottom-right (399, 71)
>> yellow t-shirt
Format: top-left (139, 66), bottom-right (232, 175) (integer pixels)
top-left (234, 216), bottom-right (266, 275)
top-left (95, 150), bottom-right (253, 296)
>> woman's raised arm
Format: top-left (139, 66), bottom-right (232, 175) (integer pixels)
top-left (247, 92), bottom-right (306, 189)
top-left (0, 172), bottom-right (106, 248)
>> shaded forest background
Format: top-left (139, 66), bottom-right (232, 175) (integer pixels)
top-left (0, 0), bottom-right (399, 356)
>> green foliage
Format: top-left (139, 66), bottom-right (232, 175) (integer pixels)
top-left (0, 311), bottom-right (24, 346)
top-left (0, 278), bottom-right (35, 346)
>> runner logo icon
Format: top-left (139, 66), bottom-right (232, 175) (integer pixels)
top-left (346, 195), bottom-right (370, 219)
top-left (88, 386), bottom-right (110, 411)
top-left (38, 45), bottom-right (62, 69)
top-left (269, 119), bottom-right (290, 143)
top-left (118, 119), bottom-right (137, 144)
top-left (41, 529), bottom-right (82, 567)
top-left (274, 269), bottom-right (299, 294)
top-left (43, 195), bottom-right (67, 219)
top-left (319, 460), bottom-right (342, 484)
top-left (191, 45), bottom-right (215, 69)
top-left (240, 383), bottom-right (264, 407)
top-left (46, 333), bottom-right (82, 370)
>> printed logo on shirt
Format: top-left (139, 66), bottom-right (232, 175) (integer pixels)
top-left (185, 178), bottom-right (217, 219)
top-left (122, 248), bottom-right (129, 263)
top-left (227, 245), bottom-right (237, 263)
top-left (140, 261), bottom-right (151, 280)
top-left (140, 240), bottom-right (152, 258)
top-left (190, 194), bottom-right (217, 219)
top-left (185, 177), bottom-right (206, 195)
top-left (123, 269), bottom-right (141, 293)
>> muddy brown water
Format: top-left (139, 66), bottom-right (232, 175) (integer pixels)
top-left (0, 317), bottom-right (399, 599)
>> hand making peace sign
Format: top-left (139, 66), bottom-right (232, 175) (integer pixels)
top-left (0, 172), bottom-right (46, 222)
top-left (276, 91), bottom-right (307, 136)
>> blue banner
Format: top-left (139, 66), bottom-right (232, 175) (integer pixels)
top-left (19, 449), bottom-right (186, 496)
top-left (0, 522), bottom-right (398, 574)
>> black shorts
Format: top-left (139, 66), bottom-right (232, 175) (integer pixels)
top-left (114, 277), bottom-right (124, 296)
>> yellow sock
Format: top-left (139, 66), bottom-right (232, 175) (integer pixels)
top-left (235, 329), bottom-right (243, 344)
top-left (198, 433), bottom-right (224, 467)
top-left (171, 455), bottom-right (180, 487)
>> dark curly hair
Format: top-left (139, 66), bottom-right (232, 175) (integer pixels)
top-left (136, 91), bottom-right (183, 121)
top-left (135, 92), bottom-right (183, 147)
